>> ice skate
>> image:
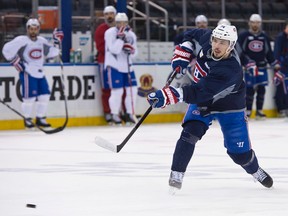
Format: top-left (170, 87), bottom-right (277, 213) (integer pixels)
top-left (24, 118), bottom-right (35, 129)
top-left (252, 167), bottom-right (273, 188)
top-left (255, 110), bottom-right (266, 120)
top-left (111, 114), bottom-right (122, 126)
top-left (36, 117), bottom-right (51, 128)
top-left (125, 114), bottom-right (138, 126)
top-left (104, 113), bottom-right (113, 125)
top-left (169, 171), bottom-right (184, 195)
top-left (278, 110), bottom-right (286, 118)
top-left (246, 110), bottom-right (251, 118)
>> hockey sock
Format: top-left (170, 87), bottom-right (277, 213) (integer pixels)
top-left (36, 94), bottom-right (50, 118)
top-left (109, 88), bottom-right (124, 115)
top-left (124, 86), bottom-right (137, 114)
top-left (256, 85), bottom-right (265, 110)
top-left (246, 87), bottom-right (255, 111)
top-left (21, 97), bottom-right (36, 118)
top-left (227, 149), bottom-right (259, 174)
top-left (171, 129), bottom-right (199, 172)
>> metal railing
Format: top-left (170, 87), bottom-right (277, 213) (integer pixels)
top-left (127, 0), bottom-right (169, 42)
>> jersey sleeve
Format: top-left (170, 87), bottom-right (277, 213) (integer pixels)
top-left (183, 28), bottom-right (212, 44)
top-left (264, 35), bottom-right (276, 65)
top-left (273, 33), bottom-right (282, 61)
top-left (2, 36), bottom-right (26, 61)
top-left (40, 37), bottom-right (60, 58)
top-left (130, 31), bottom-right (138, 58)
top-left (105, 28), bottom-right (124, 55)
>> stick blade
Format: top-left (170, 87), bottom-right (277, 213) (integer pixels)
top-left (95, 136), bottom-right (117, 153)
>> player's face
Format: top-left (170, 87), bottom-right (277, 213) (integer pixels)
top-left (104, 12), bottom-right (115, 25)
top-left (211, 37), bottom-right (230, 59)
top-left (27, 26), bottom-right (39, 40)
top-left (116, 21), bottom-right (128, 29)
top-left (196, 21), bottom-right (208, 29)
top-left (249, 21), bottom-right (261, 33)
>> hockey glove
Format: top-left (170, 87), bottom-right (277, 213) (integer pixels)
top-left (10, 55), bottom-right (25, 72)
top-left (123, 43), bottom-right (135, 54)
top-left (147, 86), bottom-right (183, 108)
top-left (117, 26), bottom-right (128, 41)
top-left (273, 70), bottom-right (285, 86)
top-left (245, 60), bottom-right (258, 76)
top-left (53, 28), bottom-right (64, 46)
top-left (171, 41), bottom-right (194, 75)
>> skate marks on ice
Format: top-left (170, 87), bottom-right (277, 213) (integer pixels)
top-left (0, 120), bottom-right (288, 216)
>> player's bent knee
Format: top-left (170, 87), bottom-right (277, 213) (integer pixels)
top-left (227, 150), bottom-right (259, 174)
top-left (182, 120), bottom-right (208, 142)
top-left (180, 129), bottom-right (199, 145)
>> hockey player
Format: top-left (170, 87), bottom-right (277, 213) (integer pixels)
top-left (104, 13), bottom-right (138, 125)
top-left (217, 18), bottom-right (231, 26)
top-left (95, 5), bottom-right (116, 124)
top-left (195, 14), bottom-right (208, 29)
top-left (237, 14), bottom-right (280, 119)
top-left (147, 24), bottom-right (273, 191)
top-left (273, 21), bottom-right (288, 117)
top-left (2, 18), bottom-right (63, 128)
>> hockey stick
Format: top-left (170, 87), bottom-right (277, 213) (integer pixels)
top-left (95, 68), bottom-right (178, 153)
top-left (0, 98), bottom-right (63, 134)
top-left (126, 53), bottom-right (136, 116)
top-left (57, 43), bottom-right (69, 132)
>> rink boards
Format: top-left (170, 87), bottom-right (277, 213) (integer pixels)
top-left (0, 63), bottom-right (277, 130)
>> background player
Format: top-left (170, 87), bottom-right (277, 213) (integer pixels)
top-left (2, 18), bottom-right (63, 129)
top-left (104, 13), bottom-right (138, 125)
top-left (95, 5), bottom-right (116, 124)
top-left (237, 14), bottom-right (280, 119)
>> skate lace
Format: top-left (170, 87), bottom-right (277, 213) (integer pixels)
top-left (171, 171), bottom-right (184, 182)
top-left (252, 168), bottom-right (267, 182)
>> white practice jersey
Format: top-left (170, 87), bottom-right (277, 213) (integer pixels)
top-left (2, 35), bottom-right (59, 78)
top-left (104, 26), bottom-right (137, 73)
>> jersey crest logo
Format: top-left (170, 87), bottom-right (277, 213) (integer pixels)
top-left (192, 62), bottom-right (208, 83)
top-left (248, 40), bottom-right (263, 52)
top-left (29, 49), bottom-right (42, 59)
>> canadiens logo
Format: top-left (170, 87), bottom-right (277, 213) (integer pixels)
top-left (192, 110), bottom-right (200, 115)
top-left (248, 40), bottom-right (263, 52)
top-left (29, 49), bottom-right (42, 59)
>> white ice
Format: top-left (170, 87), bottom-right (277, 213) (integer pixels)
top-left (0, 119), bottom-right (288, 216)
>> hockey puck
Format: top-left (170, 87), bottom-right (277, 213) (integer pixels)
top-left (26, 204), bottom-right (36, 208)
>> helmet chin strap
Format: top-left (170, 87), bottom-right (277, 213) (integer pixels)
top-left (211, 44), bottom-right (233, 61)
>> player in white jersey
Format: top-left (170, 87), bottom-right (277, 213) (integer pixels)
top-left (2, 18), bottom-right (64, 129)
top-left (104, 13), bottom-right (138, 125)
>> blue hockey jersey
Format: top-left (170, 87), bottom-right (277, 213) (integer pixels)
top-left (180, 28), bottom-right (246, 113)
top-left (274, 31), bottom-right (288, 74)
top-left (237, 30), bottom-right (276, 67)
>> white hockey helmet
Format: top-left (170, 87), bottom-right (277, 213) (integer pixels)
top-left (26, 18), bottom-right (40, 29)
top-left (195, 15), bottom-right (208, 24)
top-left (249, 14), bottom-right (262, 22)
top-left (115, 13), bottom-right (128, 22)
top-left (103, 5), bottom-right (116, 14)
top-left (212, 24), bottom-right (238, 50)
top-left (217, 18), bottom-right (231, 26)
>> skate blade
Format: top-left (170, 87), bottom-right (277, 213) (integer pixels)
top-left (25, 127), bottom-right (36, 131)
top-left (169, 186), bottom-right (180, 195)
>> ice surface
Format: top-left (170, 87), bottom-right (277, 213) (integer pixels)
top-left (0, 119), bottom-right (288, 216)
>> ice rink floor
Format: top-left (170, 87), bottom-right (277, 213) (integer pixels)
top-left (0, 118), bottom-right (288, 216)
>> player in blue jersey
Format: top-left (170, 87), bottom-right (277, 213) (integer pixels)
top-left (273, 21), bottom-right (288, 117)
top-left (237, 14), bottom-right (280, 119)
top-left (147, 24), bottom-right (273, 192)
